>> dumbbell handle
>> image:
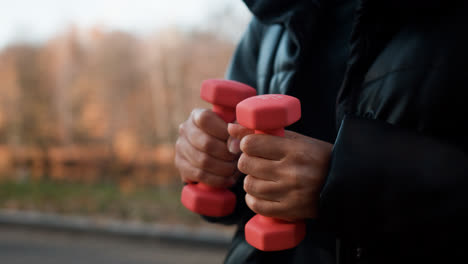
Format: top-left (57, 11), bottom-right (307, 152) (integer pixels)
top-left (212, 105), bottom-right (235, 124)
top-left (238, 94), bottom-right (306, 251)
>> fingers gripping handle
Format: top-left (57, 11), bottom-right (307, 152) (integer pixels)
top-left (236, 94), bottom-right (306, 251)
top-left (180, 79), bottom-right (256, 217)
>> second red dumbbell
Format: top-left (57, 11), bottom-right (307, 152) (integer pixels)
top-left (236, 94), bottom-right (306, 251)
top-left (181, 79), bottom-right (256, 217)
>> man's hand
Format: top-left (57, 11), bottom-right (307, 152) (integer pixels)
top-left (228, 123), bottom-right (333, 221)
top-left (175, 108), bottom-right (241, 187)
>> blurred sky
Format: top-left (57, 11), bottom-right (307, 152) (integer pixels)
top-left (0, 0), bottom-right (250, 49)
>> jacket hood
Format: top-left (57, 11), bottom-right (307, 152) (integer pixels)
top-left (243, 0), bottom-right (456, 24)
top-left (242, 0), bottom-right (320, 25)
top-left (242, 0), bottom-right (321, 64)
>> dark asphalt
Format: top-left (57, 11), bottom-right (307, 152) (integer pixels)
top-left (0, 226), bottom-right (229, 264)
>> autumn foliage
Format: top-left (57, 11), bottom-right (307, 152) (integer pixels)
top-left (0, 26), bottom-right (236, 187)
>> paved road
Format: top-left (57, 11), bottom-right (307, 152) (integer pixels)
top-left (0, 226), bottom-right (228, 264)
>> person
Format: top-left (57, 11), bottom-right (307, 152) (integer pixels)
top-left (175, 0), bottom-right (468, 263)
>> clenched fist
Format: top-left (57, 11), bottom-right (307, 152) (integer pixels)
top-left (228, 123), bottom-right (333, 222)
top-left (175, 108), bottom-right (241, 188)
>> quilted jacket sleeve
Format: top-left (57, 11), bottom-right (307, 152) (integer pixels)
top-left (319, 116), bottom-right (468, 256)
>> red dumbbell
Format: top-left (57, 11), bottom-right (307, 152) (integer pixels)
top-left (236, 94), bottom-right (306, 251)
top-left (181, 79), bottom-right (256, 217)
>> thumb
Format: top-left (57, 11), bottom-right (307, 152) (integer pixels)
top-left (227, 123), bottom-right (254, 154)
top-left (228, 123), bottom-right (254, 140)
top-left (284, 130), bottom-right (334, 151)
top-left (284, 130), bottom-right (310, 140)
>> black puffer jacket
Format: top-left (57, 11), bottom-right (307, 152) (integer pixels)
top-left (206, 0), bottom-right (468, 263)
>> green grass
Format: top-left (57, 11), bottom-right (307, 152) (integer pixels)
top-left (0, 179), bottom-right (202, 225)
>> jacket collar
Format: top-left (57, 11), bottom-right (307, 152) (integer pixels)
top-left (242, 0), bottom-right (321, 62)
top-left (356, 0), bottom-right (458, 23)
top-left (242, 0), bottom-right (320, 25)
top-left (243, 0), bottom-right (456, 25)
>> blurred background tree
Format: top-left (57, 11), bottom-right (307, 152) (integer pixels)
top-left (0, 1), bottom-right (250, 226)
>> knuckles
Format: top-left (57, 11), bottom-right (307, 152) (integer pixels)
top-left (247, 196), bottom-right (274, 217)
top-left (246, 195), bottom-right (261, 214)
top-left (174, 152), bottom-right (183, 171)
top-left (196, 153), bottom-right (211, 169)
top-left (243, 175), bottom-right (254, 193)
top-left (237, 154), bottom-right (250, 175)
top-left (243, 175), bottom-right (269, 197)
top-left (174, 138), bottom-right (182, 153)
top-left (193, 108), bottom-right (212, 130)
top-left (239, 134), bottom-right (256, 154)
top-left (178, 122), bottom-right (185, 135)
top-left (283, 164), bottom-right (303, 190)
top-left (191, 167), bottom-right (205, 182)
top-left (198, 135), bottom-right (217, 153)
